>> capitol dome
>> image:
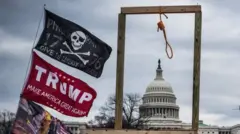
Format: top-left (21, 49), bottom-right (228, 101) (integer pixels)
top-left (139, 59), bottom-right (181, 129)
top-left (145, 59), bottom-right (173, 94)
top-left (145, 79), bottom-right (173, 93)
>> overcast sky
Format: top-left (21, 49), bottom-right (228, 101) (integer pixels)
top-left (0, 0), bottom-right (240, 127)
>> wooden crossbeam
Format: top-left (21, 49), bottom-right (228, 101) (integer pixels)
top-left (121, 5), bottom-right (201, 14)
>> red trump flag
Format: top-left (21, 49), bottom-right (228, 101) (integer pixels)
top-left (22, 51), bottom-right (97, 117)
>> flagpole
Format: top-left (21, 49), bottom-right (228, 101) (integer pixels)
top-left (22, 4), bottom-right (46, 86)
top-left (9, 4), bottom-right (46, 134)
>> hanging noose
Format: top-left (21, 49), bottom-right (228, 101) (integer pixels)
top-left (157, 8), bottom-right (173, 59)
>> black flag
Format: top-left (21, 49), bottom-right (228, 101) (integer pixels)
top-left (34, 9), bottom-right (112, 78)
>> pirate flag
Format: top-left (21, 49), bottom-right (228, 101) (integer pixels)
top-left (34, 9), bottom-right (112, 78)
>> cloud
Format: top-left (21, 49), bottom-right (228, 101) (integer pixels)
top-left (0, 0), bottom-right (240, 127)
top-left (0, 49), bottom-right (29, 102)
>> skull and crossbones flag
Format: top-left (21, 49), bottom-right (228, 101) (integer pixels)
top-left (34, 9), bottom-right (112, 78)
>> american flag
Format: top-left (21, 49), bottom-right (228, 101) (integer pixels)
top-left (56, 124), bottom-right (72, 134)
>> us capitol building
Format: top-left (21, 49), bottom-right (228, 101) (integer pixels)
top-left (138, 59), bottom-right (240, 134)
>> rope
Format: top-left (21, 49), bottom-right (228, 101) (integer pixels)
top-left (32, 4), bottom-right (46, 49)
top-left (157, 8), bottom-right (173, 59)
top-left (22, 4), bottom-right (45, 86)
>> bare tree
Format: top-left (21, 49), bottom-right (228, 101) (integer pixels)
top-left (0, 110), bottom-right (15, 134)
top-left (88, 93), bottom-right (150, 129)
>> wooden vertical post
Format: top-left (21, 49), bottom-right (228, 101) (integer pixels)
top-left (115, 13), bottom-right (126, 130)
top-left (192, 11), bottom-right (202, 131)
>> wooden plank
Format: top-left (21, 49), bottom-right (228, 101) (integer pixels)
top-left (121, 5), bottom-right (201, 14)
top-left (192, 12), bottom-right (202, 131)
top-left (114, 13), bottom-right (126, 130)
top-left (87, 130), bottom-right (195, 134)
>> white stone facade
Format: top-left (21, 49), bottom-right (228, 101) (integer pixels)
top-left (63, 121), bottom-right (86, 134)
top-left (231, 124), bottom-right (240, 134)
